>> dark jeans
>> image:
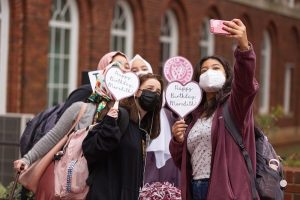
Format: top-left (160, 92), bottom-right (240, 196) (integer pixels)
top-left (191, 178), bottom-right (209, 200)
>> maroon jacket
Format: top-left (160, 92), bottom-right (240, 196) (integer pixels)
top-left (170, 46), bottom-right (259, 200)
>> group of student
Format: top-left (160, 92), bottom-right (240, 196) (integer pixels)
top-left (14, 18), bottom-right (259, 200)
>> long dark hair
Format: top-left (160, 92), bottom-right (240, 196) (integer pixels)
top-left (194, 55), bottom-right (233, 118)
top-left (120, 74), bottom-right (164, 139)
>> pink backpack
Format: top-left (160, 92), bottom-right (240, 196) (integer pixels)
top-left (54, 104), bottom-right (94, 199)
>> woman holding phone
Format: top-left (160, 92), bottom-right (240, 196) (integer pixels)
top-left (170, 18), bottom-right (259, 200)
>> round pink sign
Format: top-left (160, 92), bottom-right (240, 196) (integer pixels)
top-left (163, 56), bottom-right (193, 84)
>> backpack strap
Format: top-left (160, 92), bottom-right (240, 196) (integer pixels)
top-left (223, 101), bottom-right (258, 200)
top-left (56, 103), bottom-right (88, 158)
top-left (67, 103), bottom-right (88, 136)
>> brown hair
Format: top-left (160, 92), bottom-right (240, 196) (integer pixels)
top-left (194, 55), bottom-right (233, 118)
top-left (119, 74), bottom-right (164, 139)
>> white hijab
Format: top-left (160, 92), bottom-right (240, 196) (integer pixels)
top-left (146, 92), bottom-right (172, 168)
top-left (129, 54), bottom-right (153, 74)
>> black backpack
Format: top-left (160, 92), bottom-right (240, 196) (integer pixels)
top-left (20, 103), bottom-right (65, 156)
top-left (20, 84), bottom-right (93, 157)
top-left (223, 102), bottom-right (286, 200)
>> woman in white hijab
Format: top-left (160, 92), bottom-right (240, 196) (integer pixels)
top-left (130, 54), bottom-right (180, 187)
top-left (130, 54), bottom-right (153, 76)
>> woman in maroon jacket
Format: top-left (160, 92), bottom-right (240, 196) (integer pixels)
top-left (169, 19), bottom-right (259, 200)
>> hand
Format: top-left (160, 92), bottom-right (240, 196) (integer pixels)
top-left (172, 119), bottom-right (188, 143)
top-left (13, 159), bottom-right (28, 172)
top-left (107, 108), bottom-right (118, 118)
top-left (223, 19), bottom-right (249, 51)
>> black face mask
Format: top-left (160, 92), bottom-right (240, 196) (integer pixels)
top-left (138, 89), bottom-right (160, 112)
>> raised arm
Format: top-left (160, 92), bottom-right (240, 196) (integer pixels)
top-left (223, 19), bottom-right (259, 130)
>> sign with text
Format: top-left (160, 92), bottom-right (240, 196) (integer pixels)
top-left (105, 67), bottom-right (139, 100)
top-left (165, 81), bottom-right (202, 118)
top-left (88, 62), bottom-right (122, 92)
top-left (88, 70), bottom-right (104, 92)
top-left (163, 56), bottom-right (193, 84)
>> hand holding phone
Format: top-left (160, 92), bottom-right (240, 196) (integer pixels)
top-left (210, 19), bottom-right (230, 35)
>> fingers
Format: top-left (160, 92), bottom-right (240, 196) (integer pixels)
top-left (13, 160), bottom-right (28, 172)
top-left (223, 19), bottom-right (249, 50)
top-left (223, 20), bottom-right (246, 36)
top-left (232, 18), bottom-right (243, 26)
top-left (172, 119), bottom-right (188, 143)
top-left (107, 108), bottom-right (119, 118)
top-left (172, 120), bottom-right (187, 133)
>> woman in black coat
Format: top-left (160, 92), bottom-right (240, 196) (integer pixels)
top-left (82, 74), bottom-right (164, 200)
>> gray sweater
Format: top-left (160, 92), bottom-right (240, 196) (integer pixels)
top-left (22, 102), bottom-right (96, 165)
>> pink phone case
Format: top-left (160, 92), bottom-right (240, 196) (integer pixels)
top-left (210, 19), bottom-right (230, 35)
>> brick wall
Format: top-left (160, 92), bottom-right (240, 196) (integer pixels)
top-left (22, 0), bottom-right (51, 113)
top-left (8, 0), bottom-right (25, 113)
top-left (284, 167), bottom-right (300, 200)
top-left (6, 0), bottom-right (300, 129)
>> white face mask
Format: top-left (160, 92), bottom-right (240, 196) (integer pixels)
top-left (135, 71), bottom-right (150, 77)
top-left (199, 69), bottom-right (226, 92)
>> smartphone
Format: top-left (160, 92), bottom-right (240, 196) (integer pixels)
top-left (209, 19), bottom-right (230, 35)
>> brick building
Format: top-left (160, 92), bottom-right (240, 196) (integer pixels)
top-left (0, 0), bottom-right (299, 118)
top-left (2, 0), bottom-right (300, 127)
top-left (0, 0), bottom-right (300, 191)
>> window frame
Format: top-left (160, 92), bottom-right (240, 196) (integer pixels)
top-left (283, 63), bottom-right (294, 115)
top-left (160, 10), bottom-right (179, 64)
top-left (48, 0), bottom-right (79, 107)
top-left (199, 18), bottom-right (215, 58)
top-left (0, 0), bottom-right (10, 114)
top-left (259, 31), bottom-right (272, 114)
top-left (110, 0), bottom-right (134, 58)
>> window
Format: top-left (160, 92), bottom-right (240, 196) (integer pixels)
top-left (259, 31), bottom-right (271, 114)
top-left (199, 18), bottom-right (214, 58)
top-left (110, 0), bottom-right (133, 58)
top-left (283, 63), bottom-right (294, 115)
top-left (48, 0), bottom-right (79, 107)
top-left (286, 0), bottom-right (295, 7)
top-left (0, 0), bottom-right (9, 114)
top-left (160, 10), bottom-right (178, 64)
